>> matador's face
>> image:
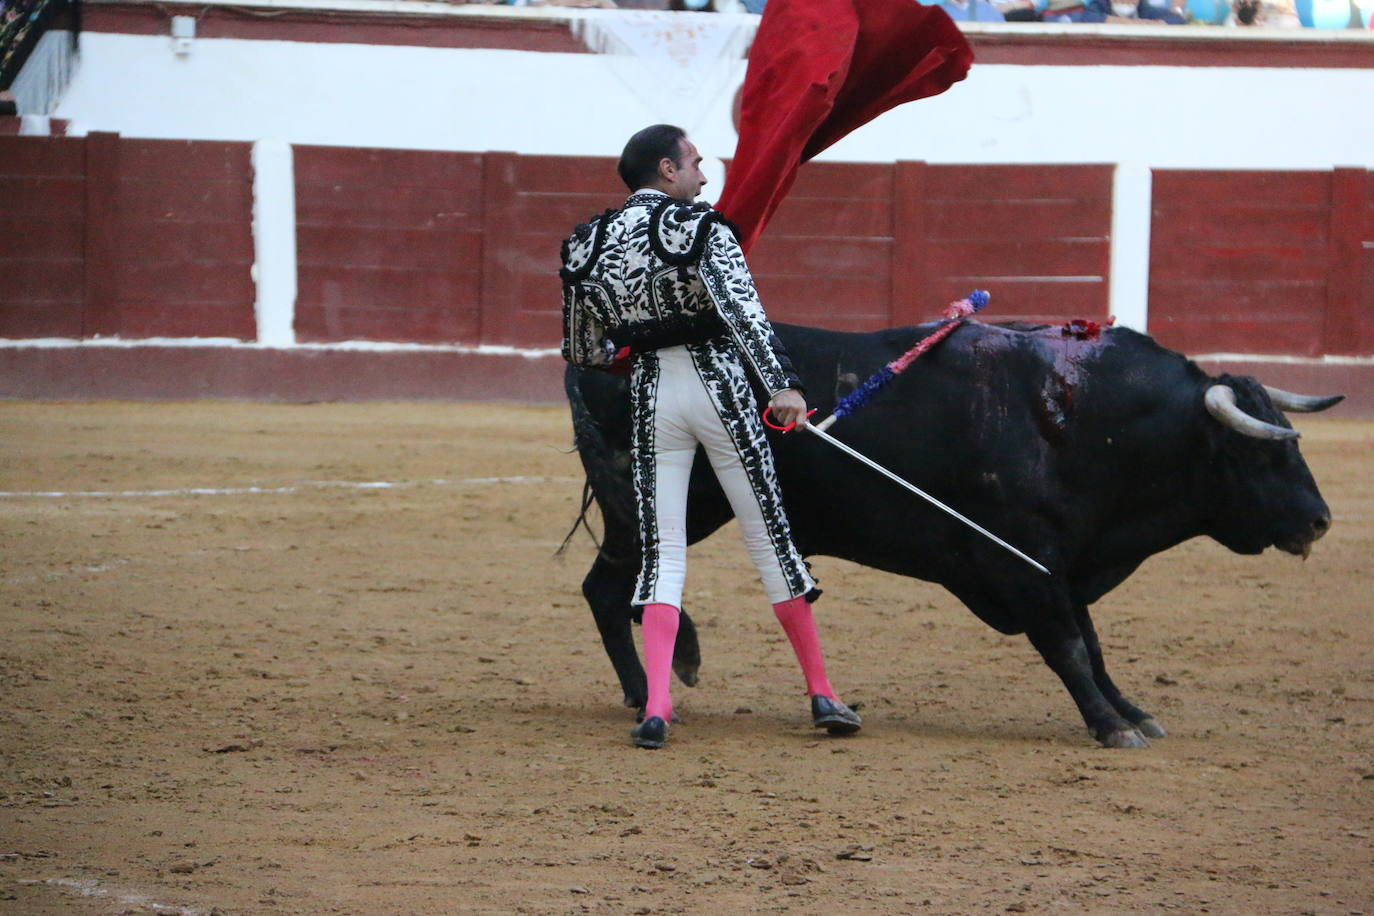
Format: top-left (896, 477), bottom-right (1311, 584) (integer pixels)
top-left (662, 137), bottom-right (708, 201)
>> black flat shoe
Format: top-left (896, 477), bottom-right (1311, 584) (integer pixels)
top-left (811, 695), bottom-right (862, 735)
top-left (630, 716), bottom-right (668, 749)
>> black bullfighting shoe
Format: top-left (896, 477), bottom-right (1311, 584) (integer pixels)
top-left (630, 716), bottom-right (668, 749)
top-left (811, 695), bottom-right (862, 735)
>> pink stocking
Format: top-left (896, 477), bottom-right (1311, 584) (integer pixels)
top-left (641, 603), bottom-right (680, 722)
top-left (773, 595), bottom-right (836, 699)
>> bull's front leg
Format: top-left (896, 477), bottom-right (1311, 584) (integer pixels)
top-left (1026, 613), bottom-right (1151, 749)
top-left (1074, 603), bottom-right (1166, 739)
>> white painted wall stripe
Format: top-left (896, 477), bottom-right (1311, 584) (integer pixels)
top-left (0, 476), bottom-right (578, 499)
top-left (251, 139), bottom-right (298, 347)
top-left (0, 337), bottom-right (562, 356)
top-left (1192, 353), bottom-right (1374, 365)
top-left (1109, 162), bottom-right (1153, 334)
top-left (55, 34), bottom-right (1374, 169)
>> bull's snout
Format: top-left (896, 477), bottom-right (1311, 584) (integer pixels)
top-left (1278, 511), bottom-right (1331, 558)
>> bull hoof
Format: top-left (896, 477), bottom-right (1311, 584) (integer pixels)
top-left (1098, 727), bottom-right (1150, 749)
top-left (673, 659), bottom-right (699, 688)
top-left (1135, 717), bottom-right (1167, 739)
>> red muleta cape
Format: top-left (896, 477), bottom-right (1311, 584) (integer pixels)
top-left (715, 0), bottom-right (974, 255)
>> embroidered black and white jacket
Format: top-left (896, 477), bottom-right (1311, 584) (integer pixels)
top-left (561, 190), bottom-right (816, 604)
top-left (560, 190), bottom-right (802, 396)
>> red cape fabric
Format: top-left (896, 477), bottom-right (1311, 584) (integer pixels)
top-left (714, 0), bottom-right (974, 254)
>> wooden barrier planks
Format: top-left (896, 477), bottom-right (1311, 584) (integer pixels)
top-left (1149, 169), bottom-right (1335, 357)
top-left (294, 145), bottom-right (484, 344)
top-left (0, 136), bottom-right (87, 337)
top-left (107, 138), bottom-right (255, 339)
top-left (2, 134), bottom-right (1370, 364)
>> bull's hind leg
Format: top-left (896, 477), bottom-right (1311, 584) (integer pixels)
top-left (672, 609), bottom-right (700, 688)
top-left (583, 552), bottom-right (645, 710)
top-left (1074, 604), bottom-right (1166, 739)
top-left (582, 550), bottom-right (702, 711)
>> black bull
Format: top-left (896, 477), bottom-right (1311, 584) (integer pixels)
top-left (564, 320), bottom-right (1340, 748)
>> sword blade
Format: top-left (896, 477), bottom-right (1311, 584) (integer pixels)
top-left (802, 423), bottom-right (1051, 576)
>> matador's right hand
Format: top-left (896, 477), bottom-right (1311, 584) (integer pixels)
top-left (767, 389), bottom-right (808, 430)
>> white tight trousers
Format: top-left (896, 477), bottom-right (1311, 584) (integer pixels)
top-left (631, 345), bottom-right (815, 608)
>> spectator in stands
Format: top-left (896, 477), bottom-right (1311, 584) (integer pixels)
top-left (937, 0), bottom-right (1008, 20)
top-left (1234, 0), bottom-right (1303, 23)
top-left (486, 0), bottom-right (617, 7)
top-left (1032, 0), bottom-right (1196, 20)
top-left (1136, 0), bottom-right (1188, 21)
top-left (995, 0), bottom-right (1046, 20)
top-left (1039, 0), bottom-right (1115, 20)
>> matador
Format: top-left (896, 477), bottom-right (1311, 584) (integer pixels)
top-left (560, 124), bottom-right (862, 749)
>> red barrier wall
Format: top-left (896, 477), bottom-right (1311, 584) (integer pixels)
top-left (899, 163), bottom-right (1114, 325)
top-left (1148, 169), bottom-right (1374, 357)
top-left (481, 153), bottom-right (626, 347)
top-left (294, 145), bottom-right (486, 344)
top-left (289, 154), bottom-right (1116, 346)
top-left (0, 133), bottom-right (256, 341)
top-left (2, 134), bottom-right (1371, 409)
top-left (0, 136), bottom-right (86, 338)
top-left (741, 162), bottom-right (1114, 331)
top-left (750, 162), bottom-right (895, 331)
top-left (112, 138), bottom-right (256, 339)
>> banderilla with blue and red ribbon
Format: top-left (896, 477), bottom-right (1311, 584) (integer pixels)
top-left (763, 290), bottom-right (1051, 576)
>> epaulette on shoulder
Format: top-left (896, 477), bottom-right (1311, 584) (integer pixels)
top-left (648, 199), bottom-right (732, 266)
top-left (560, 208), bottom-right (617, 284)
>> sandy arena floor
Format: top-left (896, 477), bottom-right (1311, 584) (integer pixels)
top-left (1, 401), bottom-right (1371, 915)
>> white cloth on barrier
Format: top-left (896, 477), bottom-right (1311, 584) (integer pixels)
top-left (570, 10), bottom-right (757, 148)
top-left (10, 30), bottom-right (78, 117)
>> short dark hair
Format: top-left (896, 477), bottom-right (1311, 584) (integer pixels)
top-left (617, 124), bottom-right (687, 192)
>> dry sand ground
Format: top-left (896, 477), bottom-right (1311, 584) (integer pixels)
top-left (1, 402), bottom-right (1371, 916)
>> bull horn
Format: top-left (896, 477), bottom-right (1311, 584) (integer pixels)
top-left (1263, 386), bottom-right (1345, 413)
top-left (1205, 385), bottom-right (1300, 441)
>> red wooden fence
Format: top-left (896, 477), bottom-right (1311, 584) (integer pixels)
top-left (0, 136), bottom-right (86, 338)
top-left (1149, 169), bottom-right (1374, 357)
top-left (0, 134), bottom-right (255, 340)
top-left (287, 152), bottom-right (1115, 346)
top-left (294, 145), bottom-right (486, 344)
top-left (3, 134), bottom-right (1370, 360)
top-left (892, 163), bottom-right (1113, 326)
top-left (480, 153), bottom-right (627, 347)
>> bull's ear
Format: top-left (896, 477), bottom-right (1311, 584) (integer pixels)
top-left (1205, 385), bottom-right (1301, 441)
top-left (1263, 386), bottom-right (1345, 413)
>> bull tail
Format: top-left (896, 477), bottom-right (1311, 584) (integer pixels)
top-left (558, 478), bottom-right (599, 556)
top-left (557, 367), bottom-right (636, 559)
